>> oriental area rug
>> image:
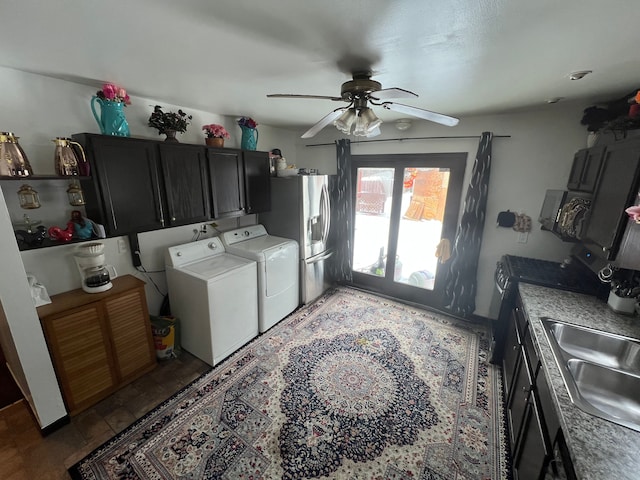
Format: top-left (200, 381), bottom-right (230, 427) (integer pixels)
top-left (69, 287), bottom-right (509, 480)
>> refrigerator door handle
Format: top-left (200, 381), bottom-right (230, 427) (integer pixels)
top-left (320, 183), bottom-right (331, 245)
top-left (306, 250), bottom-right (334, 264)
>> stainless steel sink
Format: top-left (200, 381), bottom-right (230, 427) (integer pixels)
top-left (541, 317), bottom-right (640, 432)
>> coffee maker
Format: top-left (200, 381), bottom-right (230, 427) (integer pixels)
top-left (74, 242), bottom-right (117, 293)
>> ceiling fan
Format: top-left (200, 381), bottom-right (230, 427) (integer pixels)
top-left (267, 71), bottom-right (459, 138)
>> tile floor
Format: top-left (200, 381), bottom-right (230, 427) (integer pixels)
top-left (0, 351), bottom-right (211, 480)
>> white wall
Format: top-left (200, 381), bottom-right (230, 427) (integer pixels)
top-left (295, 102), bottom-right (591, 317)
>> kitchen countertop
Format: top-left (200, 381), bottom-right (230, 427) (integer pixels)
top-left (518, 283), bottom-right (640, 480)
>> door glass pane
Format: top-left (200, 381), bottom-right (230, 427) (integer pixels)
top-left (394, 168), bottom-right (450, 289)
top-left (352, 167), bottom-right (394, 277)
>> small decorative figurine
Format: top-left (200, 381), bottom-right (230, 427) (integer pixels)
top-left (70, 210), bottom-right (94, 239)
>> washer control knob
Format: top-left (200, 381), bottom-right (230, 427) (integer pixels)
top-left (176, 252), bottom-right (182, 257)
top-left (208, 242), bottom-right (217, 250)
top-left (243, 230), bottom-right (250, 237)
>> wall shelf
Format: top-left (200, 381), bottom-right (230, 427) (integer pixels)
top-left (0, 175), bottom-right (91, 181)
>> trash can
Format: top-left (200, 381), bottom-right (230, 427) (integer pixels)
top-left (150, 315), bottom-right (180, 360)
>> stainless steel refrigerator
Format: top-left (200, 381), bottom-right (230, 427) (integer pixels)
top-left (259, 175), bottom-right (333, 304)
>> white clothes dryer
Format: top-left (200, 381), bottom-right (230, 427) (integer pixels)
top-left (165, 237), bottom-right (258, 366)
top-left (221, 225), bottom-right (299, 332)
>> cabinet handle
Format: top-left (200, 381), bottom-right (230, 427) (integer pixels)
top-left (522, 386), bottom-right (530, 403)
top-left (171, 216), bottom-right (176, 221)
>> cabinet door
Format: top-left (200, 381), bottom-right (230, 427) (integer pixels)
top-left (41, 304), bottom-right (117, 415)
top-left (514, 393), bottom-right (551, 480)
top-left (243, 150), bottom-right (271, 214)
top-left (567, 146), bottom-right (606, 193)
top-left (207, 148), bottom-right (245, 218)
top-left (502, 309), bottom-right (521, 403)
top-left (567, 149), bottom-right (587, 190)
top-left (103, 286), bottom-right (156, 383)
top-left (158, 144), bottom-right (210, 226)
top-left (83, 135), bottom-right (164, 234)
top-left (578, 146), bottom-right (606, 192)
top-left (508, 348), bottom-right (531, 451)
top-left (584, 139), bottom-right (640, 258)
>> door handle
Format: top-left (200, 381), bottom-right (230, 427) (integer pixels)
top-left (307, 251), bottom-right (334, 264)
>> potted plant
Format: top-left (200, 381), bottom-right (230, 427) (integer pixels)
top-left (202, 124), bottom-right (230, 148)
top-left (148, 105), bottom-right (192, 142)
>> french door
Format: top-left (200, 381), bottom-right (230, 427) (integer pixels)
top-left (351, 153), bottom-right (466, 307)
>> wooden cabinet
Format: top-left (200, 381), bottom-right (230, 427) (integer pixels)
top-left (38, 275), bottom-right (156, 416)
top-left (158, 143), bottom-right (210, 226)
top-left (503, 294), bottom-right (557, 479)
top-left (567, 146), bottom-right (606, 192)
top-left (206, 148), bottom-right (271, 217)
top-left (74, 134), bottom-right (212, 235)
top-left (207, 147), bottom-right (245, 218)
top-left (583, 138), bottom-right (640, 259)
top-left (76, 134), bottom-right (164, 235)
top-left (242, 150), bottom-right (271, 214)
top-left (73, 134), bottom-right (272, 236)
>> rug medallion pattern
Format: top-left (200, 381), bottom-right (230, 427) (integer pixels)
top-left (69, 287), bottom-right (508, 480)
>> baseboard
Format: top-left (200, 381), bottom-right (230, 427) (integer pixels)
top-left (41, 413), bottom-right (70, 436)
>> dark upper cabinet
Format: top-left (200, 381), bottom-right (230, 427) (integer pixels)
top-left (567, 146), bottom-right (606, 193)
top-left (206, 148), bottom-right (270, 217)
top-left (158, 143), bottom-right (210, 226)
top-left (242, 150), bottom-right (271, 214)
top-left (583, 138), bottom-right (640, 259)
top-left (75, 134), bottom-right (164, 235)
top-left (72, 134), bottom-right (271, 237)
top-left (207, 148), bottom-right (245, 218)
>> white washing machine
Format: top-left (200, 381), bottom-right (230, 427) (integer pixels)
top-left (221, 225), bottom-right (299, 333)
top-left (165, 237), bottom-right (258, 366)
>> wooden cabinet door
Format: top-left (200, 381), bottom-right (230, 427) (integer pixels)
top-left (584, 139), bottom-right (640, 258)
top-left (579, 145), bottom-right (606, 192)
top-left (103, 286), bottom-right (156, 383)
top-left (243, 150), bottom-right (271, 214)
top-left (513, 393), bottom-right (551, 479)
top-left (42, 304), bottom-right (117, 415)
top-left (207, 148), bottom-right (245, 218)
top-left (567, 149), bottom-right (587, 191)
top-left (81, 135), bottom-right (164, 234)
top-left (158, 144), bottom-right (210, 226)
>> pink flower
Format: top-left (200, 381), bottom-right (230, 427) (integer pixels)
top-left (625, 205), bottom-right (640, 223)
top-left (102, 83), bottom-right (117, 100)
top-left (202, 123), bottom-right (230, 139)
top-left (95, 82), bottom-right (131, 106)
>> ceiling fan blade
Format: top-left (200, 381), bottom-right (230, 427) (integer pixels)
top-left (369, 88), bottom-right (418, 100)
top-left (267, 94), bottom-right (344, 101)
top-left (382, 102), bottom-right (459, 126)
top-left (301, 108), bottom-right (347, 138)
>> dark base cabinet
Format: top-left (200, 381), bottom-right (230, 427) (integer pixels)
top-left (503, 293), bottom-right (575, 480)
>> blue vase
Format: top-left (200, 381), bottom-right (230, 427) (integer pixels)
top-left (90, 96), bottom-right (130, 136)
top-left (240, 126), bottom-right (258, 150)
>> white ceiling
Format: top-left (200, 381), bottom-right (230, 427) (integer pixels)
top-left (1, 0), bottom-right (638, 132)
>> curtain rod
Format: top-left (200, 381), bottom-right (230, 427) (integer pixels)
top-left (304, 134), bottom-right (511, 147)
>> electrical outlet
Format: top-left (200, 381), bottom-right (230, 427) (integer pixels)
top-left (117, 238), bottom-right (128, 253)
top-left (517, 232), bottom-right (529, 244)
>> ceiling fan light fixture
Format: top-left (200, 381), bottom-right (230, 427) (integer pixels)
top-left (348, 107), bottom-right (382, 136)
top-left (395, 118), bottom-right (412, 131)
top-left (334, 108), bottom-right (356, 134)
